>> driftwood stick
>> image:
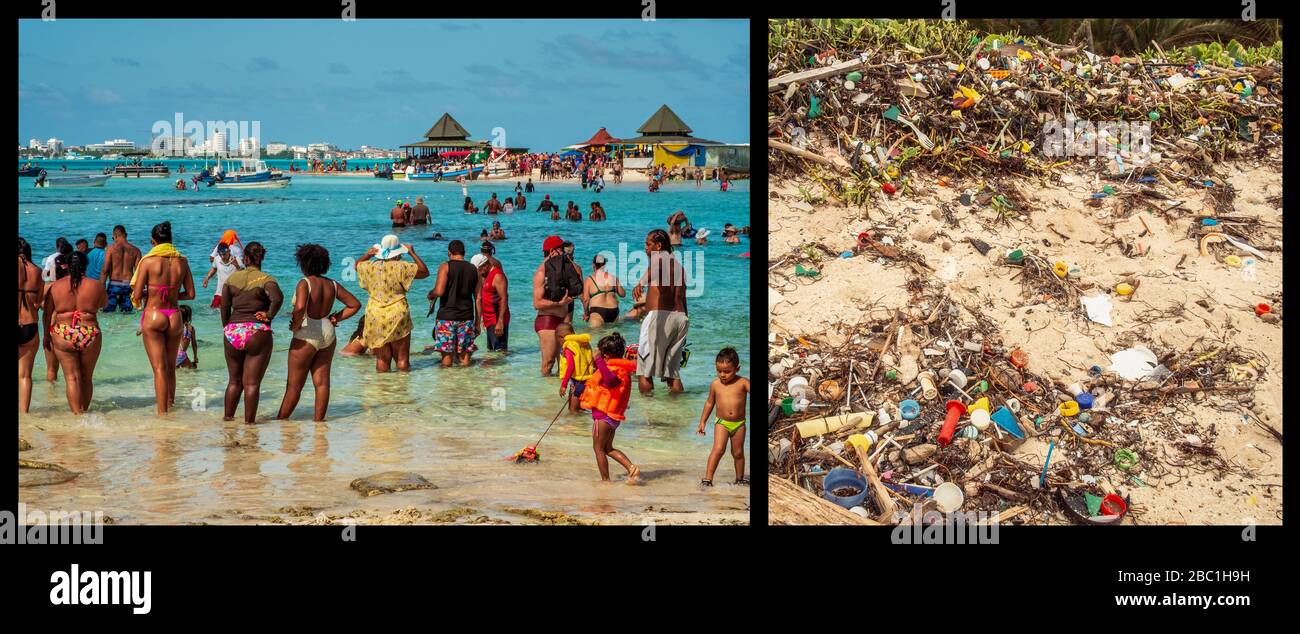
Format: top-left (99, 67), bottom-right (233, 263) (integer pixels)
top-left (853, 443), bottom-right (899, 523)
top-left (769, 140), bottom-right (850, 173)
top-left (767, 54), bottom-right (944, 91)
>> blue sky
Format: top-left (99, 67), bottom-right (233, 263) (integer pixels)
top-left (18, 19), bottom-right (749, 151)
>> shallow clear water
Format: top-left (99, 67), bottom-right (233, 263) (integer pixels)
top-left (17, 174), bottom-right (751, 524)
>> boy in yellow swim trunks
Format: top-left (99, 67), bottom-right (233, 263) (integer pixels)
top-left (696, 347), bottom-right (750, 486)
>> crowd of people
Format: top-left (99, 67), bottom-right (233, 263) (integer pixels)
top-left (19, 180), bottom-right (751, 486)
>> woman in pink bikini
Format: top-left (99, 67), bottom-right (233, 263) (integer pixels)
top-left (219, 242), bottom-right (283, 423)
top-left (42, 251), bottom-right (107, 414)
top-left (131, 221), bottom-right (195, 414)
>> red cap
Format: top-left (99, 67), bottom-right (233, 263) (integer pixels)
top-left (542, 235), bottom-right (563, 253)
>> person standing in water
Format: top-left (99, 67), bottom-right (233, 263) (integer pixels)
top-left (42, 251), bottom-right (108, 414)
top-left (471, 252), bottom-right (509, 352)
top-left (219, 242), bottom-right (282, 423)
top-left (696, 347), bottom-right (750, 486)
top-left (582, 254), bottom-right (624, 327)
top-left (531, 235), bottom-right (575, 376)
top-left (411, 197), bottom-right (431, 225)
top-left (276, 244), bottom-right (361, 421)
top-left (131, 221), bottom-right (196, 414)
top-left (355, 235), bottom-right (430, 372)
top-left (18, 238), bottom-right (45, 413)
top-left (202, 243), bottom-right (243, 308)
top-left (579, 331), bottom-right (639, 483)
top-left (632, 229), bottom-right (689, 395)
top-left (101, 225), bottom-right (142, 313)
top-left (427, 240), bottom-right (481, 368)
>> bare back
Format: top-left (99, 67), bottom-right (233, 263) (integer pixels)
top-left (48, 277), bottom-right (107, 325)
top-left (18, 260), bottom-right (43, 325)
top-left (105, 241), bottom-right (142, 283)
top-left (298, 275), bottom-right (337, 320)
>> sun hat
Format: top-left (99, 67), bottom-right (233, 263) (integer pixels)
top-left (373, 234), bottom-right (409, 260)
top-left (470, 253), bottom-right (489, 268)
top-left (542, 235), bottom-right (563, 254)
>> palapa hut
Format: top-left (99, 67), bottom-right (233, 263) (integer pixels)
top-left (400, 112), bottom-right (490, 164)
top-left (619, 104), bottom-right (722, 169)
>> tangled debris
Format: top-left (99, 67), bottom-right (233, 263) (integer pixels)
top-left (768, 280), bottom-right (1278, 525)
top-left (768, 20), bottom-right (1283, 212)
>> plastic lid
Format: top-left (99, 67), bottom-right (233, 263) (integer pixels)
top-left (1076, 393), bottom-right (1095, 409)
top-left (1059, 401), bottom-right (1080, 417)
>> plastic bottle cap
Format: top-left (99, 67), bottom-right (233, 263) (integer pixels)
top-left (970, 408), bottom-right (991, 430)
top-left (1053, 262), bottom-right (1068, 278)
top-left (1059, 401), bottom-right (1080, 417)
top-left (1009, 349), bottom-right (1029, 369)
top-left (899, 399), bottom-right (921, 420)
top-left (1076, 393), bottom-right (1095, 409)
top-left (1115, 283), bottom-right (1134, 296)
top-left (1255, 303), bottom-right (1271, 316)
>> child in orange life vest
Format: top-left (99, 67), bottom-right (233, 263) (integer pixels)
top-left (555, 322), bottom-right (594, 413)
top-left (579, 331), bottom-right (640, 483)
top-left (697, 347), bottom-right (750, 486)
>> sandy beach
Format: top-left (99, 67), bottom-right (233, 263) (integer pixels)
top-left (769, 151), bottom-right (1282, 525)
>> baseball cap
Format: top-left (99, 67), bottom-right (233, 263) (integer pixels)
top-left (470, 254), bottom-right (488, 268)
top-left (542, 235), bottom-right (563, 253)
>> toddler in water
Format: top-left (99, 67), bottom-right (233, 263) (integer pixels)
top-left (697, 347), bottom-right (749, 486)
top-left (579, 331), bottom-right (639, 483)
top-left (175, 304), bottom-right (198, 369)
top-left (555, 322), bottom-right (593, 413)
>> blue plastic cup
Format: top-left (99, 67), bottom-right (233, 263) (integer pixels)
top-left (822, 467), bottom-right (869, 509)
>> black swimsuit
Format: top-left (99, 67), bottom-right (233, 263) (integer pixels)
top-left (18, 285), bottom-right (40, 345)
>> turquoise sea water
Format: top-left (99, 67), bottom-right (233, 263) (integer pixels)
top-left (17, 172), bottom-right (751, 524)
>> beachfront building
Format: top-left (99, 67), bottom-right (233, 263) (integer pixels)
top-left (619, 104), bottom-right (722, 170)
top-left (46, 138), bottom-right (64, 155)
top-left (266, 142), bottom-right (289, 155)
top-left (705, 143), bottom-right (750, 172)
top-left (400, 113), bottom-right (490, 163)
top-left (86, 138), bottom-right (138, 153)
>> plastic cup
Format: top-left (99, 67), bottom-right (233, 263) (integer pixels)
top-left (934, 482), bottom-right (965, 513)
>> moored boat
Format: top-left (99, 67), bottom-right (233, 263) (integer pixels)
top-left (35, 174), bottom-right (111, 188)
top-left (197, 158), bottom-right (292, 189)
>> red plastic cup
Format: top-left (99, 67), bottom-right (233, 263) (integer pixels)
top-left (938, 400), bottom-right (965, 446)
top-left (1255, 303), bottom-right (1271, 316)
top-left (1100, 493), bottom-right (1127, 516)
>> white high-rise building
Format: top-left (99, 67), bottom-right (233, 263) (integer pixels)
top-left (154, 135), bottom-right (193, 156)
top-left (208, 131), bottom-right (227, 154)
top-left (265, 142), bottom-right (288, 155)
top-left (29, 138), bottom-right (42, 150)
top-left (238, 136), bottom-right (259, 157)
top-left (46, 138), bottom-right (64, 154)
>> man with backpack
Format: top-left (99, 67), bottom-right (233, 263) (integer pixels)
top-left (532, 235), bottom-right (583, 376)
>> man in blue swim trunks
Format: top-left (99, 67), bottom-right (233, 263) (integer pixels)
top-left (101, 225), bottom-right (141, 312)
